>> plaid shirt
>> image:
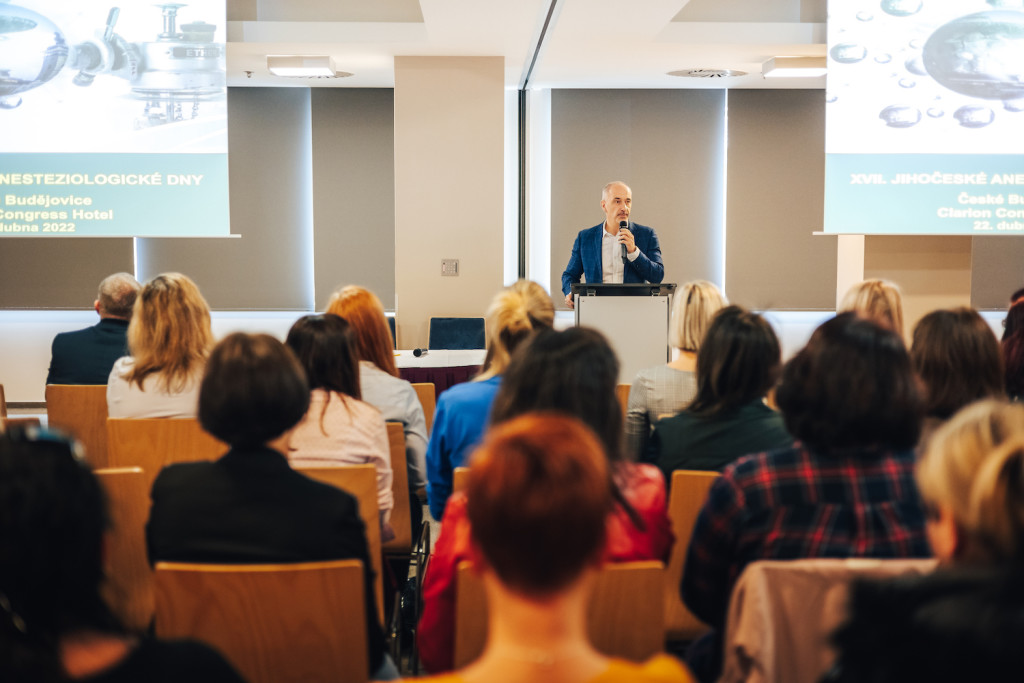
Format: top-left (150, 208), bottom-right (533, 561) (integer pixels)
top-left (681, 442), bottom-right (931, 630)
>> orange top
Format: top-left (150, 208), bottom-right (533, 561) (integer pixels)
top-left (411, 654), bottom-right (695, 683)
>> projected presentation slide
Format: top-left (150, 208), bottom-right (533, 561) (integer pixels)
top-left (824, 0), bottom-right (1024, 235)
top-left (0, 1), bottom-right (229, 237)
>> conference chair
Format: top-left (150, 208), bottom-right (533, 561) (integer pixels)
top-left (0, 383), bottom-right (6, 418)
top-left (452, 466), bottom-right (470, 495)
top-left (46, 384), bottom-right (109, 468)
top-left (382, 422), bottom-right (431, 670)
top-left (411, 382), bottom-right (436, 433)
top-left (665, 470), bottom-right (719, 642)
top-left (94, 467), bottom-right (153, 631)
top-left (454, 560), bottom-right (665, 667)
top-left (428, 317), bottom-right (485, 350)
top-left (719, 558), bottom-right (939, 683)
top-left (1, 416), bottom-right (42, 431)
top-left (154, 560), bottom-right (369, 683)
top-left (106, 417), bottom-right (228, 492)
top-left (297, 464), bottom-right (384, 625)
top-left (616, 383), bottom-right (631, 420)
top-left (387, 315), bottom-right (397, 349)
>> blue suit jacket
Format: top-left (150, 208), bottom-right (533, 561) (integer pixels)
top-left (561, 222), bottom-right (664, 296)
top-left (46, 318), bottom-right (129, 385)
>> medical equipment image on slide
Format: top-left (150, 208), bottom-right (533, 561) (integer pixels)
top-left (0, 1), bottom-right (226, 153)
top-left (826, 0), bottom-right (1024, 155)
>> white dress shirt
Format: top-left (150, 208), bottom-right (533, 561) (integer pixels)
top-left (601, 224), bottom-right (640, 283)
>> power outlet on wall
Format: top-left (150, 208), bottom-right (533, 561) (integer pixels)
top-left (441, 259), bottom-right (459, 276)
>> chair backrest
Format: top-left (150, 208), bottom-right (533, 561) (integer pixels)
top-left (452, 466), bottom-right (470, 495)
top-left (107, 418), bottom-right (228, 492)
top-left (720, 558), bottom-right (940, 683)
top-left (94, 467), bottom-right (153, 631)
top-left (665, 470), bottom-right (719, 641)
top-left (383, 422), bottom-right (411, 552)
top-left (454, 560), bottom-right (665, 668)
top-left (297, 464), bottom-right (383, 625)
top-left (428, 317), bottom-right (486, 350)
top-left (0, 383), bottom-right (6, 418)
top-left (46, 385), bottom-right (109, 469)
top-left (1, 416), bottom-right (42, 431)
top-left (387, 315), bottom-right (397, 349)
top-left (411, 382), bottom-right (436, 434)
top-left (154, 560), bottom-right (368, 683)
top-left (616, 383), bottom-right (631, 420)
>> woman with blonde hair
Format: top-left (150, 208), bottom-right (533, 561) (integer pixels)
top-left (327, 285), bottom-right (429, 493)
top-left (106, 273), bottom-right (213, 418)
top-left (828, 400), bottom-right (1024, 681)
top-left (839, 279), bottom-right (905, 339)
top-left (626, 280), bottom-right (726, 458)
top-left (425, 280), bottom-right (554, 520)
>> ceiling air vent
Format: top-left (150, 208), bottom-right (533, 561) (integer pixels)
top-left (667, 69), bottom-right (747, 78)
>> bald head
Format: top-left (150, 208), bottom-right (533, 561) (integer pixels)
top-left (96, 273), bottom-right (141, 319)
top-left (601, 181), bottom-right (631, 202)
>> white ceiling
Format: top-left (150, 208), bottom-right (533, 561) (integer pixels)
top-left (226, 0), bottom-right (827, 89)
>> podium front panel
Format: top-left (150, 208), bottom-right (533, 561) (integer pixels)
top-left (575, 295), bottom-right (670, 384)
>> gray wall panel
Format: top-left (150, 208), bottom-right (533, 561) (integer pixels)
top-left (726, 90), bottom-right (835, 310)
top-left (550, 89), bottom-right (726, 305)
top-left (311, 89), bottom-right (396, 310)
top-left (0, 239), bottom-right (133, 309)
top-left (971, 237), bottom-right (1024, 310)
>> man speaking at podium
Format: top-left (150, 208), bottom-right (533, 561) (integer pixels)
top-left (561, 181), bottom-right (664, 308)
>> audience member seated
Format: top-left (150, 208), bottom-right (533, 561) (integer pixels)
top-left (416, 414), bottom-right (694, 683)
top-left (47, 272), bottom-right (141, 386)
top-left (909, 307), bottom-right (1004, 449)
top-left (425, 280), bottom-right (554, 520)
top-left (626, 280), bottom-right (726, 459)
top-left (1002, 300), bottom-right (1024, 401)
top-left (681, 313), bottom-right (930, 683)
top-left (648, 306), bottom-right (793, 475)
top-left (839, 278), bottom-right (905, 339)
top-left (285, 314), bottom-right (394, 540)
top-left (106, 273), bottom-right (212, 418)
top-left (827, 399), bottom-right (1024, 682)
top-left (419, 327), bottom-right (673, 673)
top-left (144, 333), bottom-right (391, 679)
top-left (327, 285), bottom-right (428, 494)
top-left (0, 425), bottom-right (245, 683)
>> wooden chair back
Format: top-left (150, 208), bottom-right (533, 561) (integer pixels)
top-left (0, 383), bottom-right (6, 418)
top-left (297, 464), bottom-right (384, 625)
top-left (46, 385), bottom-right (109, 468)
top-left (616, 383), bottom-right (631, 420)
top-left (384, 422), bottom-right (411, 551)
top-left (665, 470), bottom-right (719, 641)
top-left (452, 466), bottom-right (470, 495)
top-left (411, 382), bottom-right (436, 433)
top-left (94, 467), bottom-right (153, 631)
top-left (1, 417), bottom-right (42, 431)
top-left (154, 560), bottom-right (368, 683)
top-left (106, 418), bottom-right (227, 492)
top-left (454, 560), bottom-right (665, 667)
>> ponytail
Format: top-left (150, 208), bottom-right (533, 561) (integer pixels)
top-left (967, 436), bottom-right (1024, 563)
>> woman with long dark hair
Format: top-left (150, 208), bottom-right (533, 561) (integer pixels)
top-left (0, 426), bottom-right (244, 682)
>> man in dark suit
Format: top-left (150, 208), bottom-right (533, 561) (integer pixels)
top-left (46, 272), bottom-right (141, 385)
top-left (561, 181), bottom-right (665, 308)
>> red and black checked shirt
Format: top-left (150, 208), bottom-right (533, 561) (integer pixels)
top-left (680, 442), bottom-right (931, 630)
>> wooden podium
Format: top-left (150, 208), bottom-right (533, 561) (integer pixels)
top-left (571, 283), bottom-right (676, 384)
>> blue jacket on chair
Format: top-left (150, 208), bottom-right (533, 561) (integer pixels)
top-left (561, 222), bottom-right (665, 296)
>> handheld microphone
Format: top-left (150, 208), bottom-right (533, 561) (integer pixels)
top-left (619, 220), bottom-right (628, 263)
top-left (412, 348), bottom-right (429, 357)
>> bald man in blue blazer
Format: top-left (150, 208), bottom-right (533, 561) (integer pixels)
top-left (561, 181), bottom-right (664, 308)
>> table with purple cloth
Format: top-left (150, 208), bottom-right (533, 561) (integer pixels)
top-left (396, 349), bottom-right (487, 395)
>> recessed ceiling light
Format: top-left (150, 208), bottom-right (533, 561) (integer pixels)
top-left (762, 57), bottom-right (827, 78)
top-left (266, 55), bottom-right (345, 78)
top-left (668, 69), bottom-right (748, 78)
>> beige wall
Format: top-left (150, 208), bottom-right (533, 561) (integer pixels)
top-left (393, 57), bottom-right (506, 348)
